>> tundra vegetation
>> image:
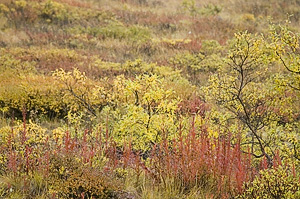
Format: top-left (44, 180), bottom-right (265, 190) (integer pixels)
top-left (0, 0), bottom-right (300, 198)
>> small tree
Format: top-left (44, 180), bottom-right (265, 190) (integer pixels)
top-left (269, 22), bottom-right (300, 161)
top-left (205, 32), bottom-right (285, 165)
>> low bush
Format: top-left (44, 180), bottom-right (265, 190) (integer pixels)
top-left (239, 165), bottom-right (300, 199)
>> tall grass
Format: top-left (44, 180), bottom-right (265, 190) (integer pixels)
top-left (0, 110), bottom-right (298, 198)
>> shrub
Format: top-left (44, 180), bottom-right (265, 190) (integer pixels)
top-left (49, 153), bottom-right (121, 199)
top-left (40, 0), bottom-right (68, 23)
top-left (169, 50), bottom-right (223, 85)
top-left (180, 0), bottom-right (222, 17)
top-left (239, 165), bottom-right (300, 199)
top-left (0, 0), bottom-right (38, 28)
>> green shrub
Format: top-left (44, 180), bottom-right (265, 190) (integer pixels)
top-left (181, 0), bottom-right (221, 17)
top-left (239, 166), bottom-right (300, 199)
top-left (169, 50), bottom-right (223, 85)
top-left (40, 0), bottom-right (68, 23)
top-left (0, 0), bottom-right (38, 27)
top-left (49, 154), bottom-right (120, 199)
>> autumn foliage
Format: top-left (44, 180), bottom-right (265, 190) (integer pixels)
top-left (1, 0), bottom-right (300, 198)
